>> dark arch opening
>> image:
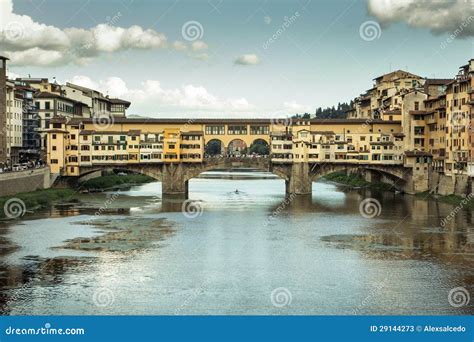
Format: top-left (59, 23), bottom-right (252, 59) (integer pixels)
top-left (249, 139), bottom-right (270, 155)
top-left (205, 139), bottom-right (224, 157)
top-left (227, 139), bottom-right (247, 157)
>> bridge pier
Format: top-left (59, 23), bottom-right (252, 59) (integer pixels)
top-left (162, 163), bottom-right (189, 198)
top-left (285, 163), bottom-right (312, 195)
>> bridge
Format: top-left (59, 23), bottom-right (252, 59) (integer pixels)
top-left (46, 117), bottom-right (431, 197)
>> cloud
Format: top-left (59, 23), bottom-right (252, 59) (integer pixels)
top-left (68, 75), bottom-right (255, 115)
top-left (191, 40), bottom-right (208, 51)
top-left (368, 0), bottom-right (474, 37)
top-left (172, 41), bottom-right (187, 51)
top-left (0, 0), bottom-right (205, 66)
top-left (282, 101), bottom-right (312, 113)
top-left (234, 54), bottom-right (261, 65)
top-left (7, 70), bottom-right (20, 80)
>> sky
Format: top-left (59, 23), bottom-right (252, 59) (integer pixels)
top-left (0, 0), bottom-right (473, 118)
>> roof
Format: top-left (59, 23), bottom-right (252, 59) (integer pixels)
top-left (404, 150), bottom-right (432, 157)
top-left (383, 109), bottom-right (401, 114)
top-left (424, 78), bottom-right (452, 86)
top-left (108, 98), bottom-right (131, 107)
top-left (181, 131), bottom-right (204, 135)
top-left (373, 70), bottom-right (422, 81)
top-left (35, 91), bottom-right (88, 106)
top-left (392, 133), bottom-right (405, 137)
top-left (66, 117), bottom-right (402, 125)
top-left (127, 130), bottom-right (141, 136)
top-left (409, 110), bottom-right (429, 115)
top-left (310, 130), bottom-right (335, 135)
top-left (370, 141), bottom-right (394, 145)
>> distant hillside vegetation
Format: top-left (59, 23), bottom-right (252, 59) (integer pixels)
top-left (290, 101), bottom-right (353, 119)
top-left (314, 102), bottom-right (352, 119)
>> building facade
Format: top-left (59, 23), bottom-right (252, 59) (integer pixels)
top-left (347, 59), bottom-right (474, 177)
top-left (0, 56), bottom-right (8, 166)
top-left (5, 80), bottom-right (24, 164)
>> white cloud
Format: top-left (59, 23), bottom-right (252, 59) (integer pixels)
top-left (69, 75), bottom-right (99, 90)
top-left (7, 70), bottom-right (20, 80)
top-left (368, 0), bottom-right (474, 37)
top-left (193, 53), bottom-right (209, 61)
top-left (172, 41), bottom-right (187, 51)
top-left (67, 75), bottom-right (255, 115)
top-left (282, 101), bottom-right (312, 113)
top-left (6, 48), bottom-right (66, 67)
top-left (0, 0), bottom-right (205, 66)
top-left (234, 54), bottom-right (261, 65)
top-left (191, 40), bottom-right (208, 51)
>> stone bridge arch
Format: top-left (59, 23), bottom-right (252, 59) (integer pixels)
top-left (183, 157), bottom-right (289, 181)
top-left (309, 163), bottom-right (410, 191)
top-left (78, 164), bottom-right (163, 182)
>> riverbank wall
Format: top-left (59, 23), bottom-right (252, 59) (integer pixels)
top-left (429, 172), bottom-right (472, 197)
top-left (0, 168), bottom-right (51, 197)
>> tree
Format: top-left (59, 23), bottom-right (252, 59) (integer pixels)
top-left (249, 140), bottom-right (269, 155)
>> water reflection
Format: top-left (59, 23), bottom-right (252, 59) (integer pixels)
top-left (0, 172), bottom-right (472, 315)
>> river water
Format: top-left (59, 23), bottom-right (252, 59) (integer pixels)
top-left (0, 171), bottom-right (473, 315)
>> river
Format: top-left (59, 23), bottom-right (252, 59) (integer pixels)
top-left (0, 171), bottom-right (473, 315)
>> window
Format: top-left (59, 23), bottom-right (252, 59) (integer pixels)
top-left (228, 125), bottom-right (248, 135)
top-left (50, 159), bottom-right (58, 164)
top-left (250, 125), bottom-right (269, 135)
top-left (52, 146), bottom-right (56, 151)
top-left (45, 101), bottom-right (51, 110)
top-left (205, 125), bottom-right (225, 135)
top-left (52, 134), bottom-right (56, 139)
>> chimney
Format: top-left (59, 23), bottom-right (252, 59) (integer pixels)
top-left (0, 56), bottom-right (9, 165)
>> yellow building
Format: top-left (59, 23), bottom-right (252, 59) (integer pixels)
top-left (46, 117), bottom-right (409, 177)
top-left (445, 62), bottom-right (472, 176)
